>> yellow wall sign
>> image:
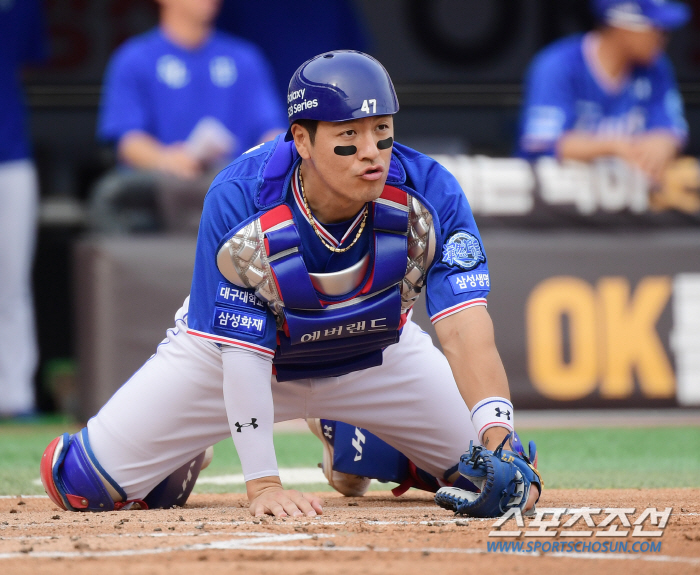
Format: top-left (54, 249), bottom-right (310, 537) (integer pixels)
top-left (526, 276), bottom-right (674, 401)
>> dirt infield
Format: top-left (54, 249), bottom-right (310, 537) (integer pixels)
top-left (1, 489), bottom-right (698, 574)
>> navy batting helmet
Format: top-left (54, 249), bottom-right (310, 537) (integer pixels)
top-left (284, 50), bottom-right (399, 141)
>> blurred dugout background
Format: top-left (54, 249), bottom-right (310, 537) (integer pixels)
top-left (19, 0), bottom-right (700, 417)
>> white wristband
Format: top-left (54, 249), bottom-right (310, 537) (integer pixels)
top-left (470, 397), bottom-right (514, 444)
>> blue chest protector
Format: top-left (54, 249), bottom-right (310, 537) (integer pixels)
top-left (216, 140), bottom-right (435, 381)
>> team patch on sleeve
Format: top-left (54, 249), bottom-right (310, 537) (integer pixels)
top-left (448, 269), bottom-right (490, 295)
top-left (215, 281), bottom-right (265, 310)
top-left (441, 231), bottom-right (485, 270)
top-left (213, 306), bottom-right (266, 337)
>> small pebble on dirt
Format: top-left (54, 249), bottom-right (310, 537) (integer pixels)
top-left (17, 501), bottom-right (25, 506)
top-left (422, 551), bottom-right (430, 556)
top-left (168, 526), bottom-right (176, 531)
top-left (154, 527), bottom-right (162, 532)
top-left (324, 541), bottom-right (336, 548)
top-left (179, 516), bottom-right (185, 521)
top-left (9, 509), bottom-right (17, 513)
top-left (51, 515), bottom-right (61, 520)
top-left (348, 502), bottom-right (359, 506)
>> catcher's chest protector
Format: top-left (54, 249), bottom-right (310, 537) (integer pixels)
top-left (217, 184), bottom-right (435, 381)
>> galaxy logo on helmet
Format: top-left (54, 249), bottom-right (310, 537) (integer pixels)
top-left (592, 0), bottom-right (691, 31)
top-left (284, 50), bottom-right (400, 142)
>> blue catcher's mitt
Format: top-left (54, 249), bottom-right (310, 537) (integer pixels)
top-left (435, 432), bottom-right (542, 518)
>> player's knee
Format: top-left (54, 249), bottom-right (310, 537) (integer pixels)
top-left (40, 428), bottom-right (210, 512)
top-left (40, 427), bottom-right (127, 512)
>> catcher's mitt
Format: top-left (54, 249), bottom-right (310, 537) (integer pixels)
top-left (435, 432), bottom-right (542, 518)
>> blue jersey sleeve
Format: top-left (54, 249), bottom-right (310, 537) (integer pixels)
top-left (186, 180), bottom-right (277, 357)
top-left (518, 44), bottom-right (577, 159)
top-left (423, 164), bottom-right (490, 324)
top-left (645, 56), bottom-right (688, 141)
top-left (97, 44), bottom-right (151, 144)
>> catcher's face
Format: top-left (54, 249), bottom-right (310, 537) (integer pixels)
top-left (292, 116), bottom-right (394, 223)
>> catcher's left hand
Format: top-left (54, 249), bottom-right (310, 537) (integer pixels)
top-left (435, 432), bottom-right (542, 518)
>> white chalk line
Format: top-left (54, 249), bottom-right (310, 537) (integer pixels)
top-left (0, 519), bottom-right (481, 532)
top-left (2, 514), bottom-right (696, 531)
top-left (0, 532), bottom-right (699, 565)
top-left (0, 496), bottom-right (700, 525)
top-left (25, 467), bottom-right (329, 489)
top-left (198, 467), bottom-right (327, 485)
top-left (0, 532), bottom-right (318, 559)
top-left (0, 531), bottom-right (333, 542)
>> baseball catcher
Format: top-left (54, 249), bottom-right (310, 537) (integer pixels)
top-left (41, 50), bottom-right (540, 518)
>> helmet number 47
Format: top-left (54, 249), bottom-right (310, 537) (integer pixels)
top-left (361, 99), bottom-right (377, 114)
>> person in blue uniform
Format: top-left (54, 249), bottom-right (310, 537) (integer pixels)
top-left (91, 0), bottom-right (287, 232)
top-left (99, 0), bottom-right (286, 177)
top-left (41, 51), bottom-right (540, 519)
top-left (518, 0), bottom-right (690, 183)
top-left (0, 0), bottom-right (46, 417)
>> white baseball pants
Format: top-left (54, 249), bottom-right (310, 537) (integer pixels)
top-left (87, 300), bottom-right (478, 499)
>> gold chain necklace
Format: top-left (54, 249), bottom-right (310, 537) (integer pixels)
top-left (298, 170), bottom-right (368, 254)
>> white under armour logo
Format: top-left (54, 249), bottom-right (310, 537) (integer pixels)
top-left (352, 428), bottom-right (366, 462)
top-left (323, 424), bottom-right (333, 440)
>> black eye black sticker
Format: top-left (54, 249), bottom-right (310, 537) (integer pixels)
top-left (377, 137), bottom-right (394, 150)
top-left (334, 145), bottom-right (357, 156)
top-left (334, 136), bottom-right (393, 156)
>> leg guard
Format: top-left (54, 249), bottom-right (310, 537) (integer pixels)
top-left (143, 450), bottom-right (206, 509)
top-left (41, 428), bottom-right (208, 511)
top-left (309, 419), bottom-right (447, 496)
top-left (308, 418), bottom-right (371, 496)
top-left (40, 428), bottom-right (130, 511)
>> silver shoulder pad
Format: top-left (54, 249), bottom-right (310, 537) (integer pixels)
top-left (401, 196), bottom-right (436, 313)
top-left (216, 219), bottom-right (284, 317)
